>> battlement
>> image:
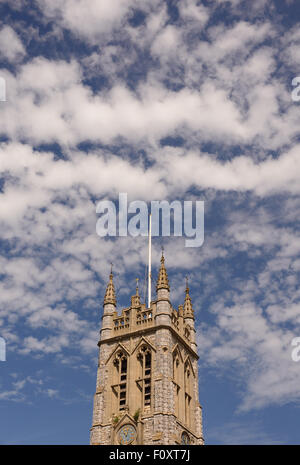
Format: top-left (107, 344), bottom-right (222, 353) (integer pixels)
top-left (112, 302), bottom-right (155, 334)
top-left (111, 300), bottom-right (193, 347)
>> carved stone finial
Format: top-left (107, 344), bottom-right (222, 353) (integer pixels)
top-left (156, 251), bottom-right (170, 291)
top-left (183, 277), bottom-right (194, 318)
top-left (104, 268), bottom-right (116, 306)
top-left (131, 277), bottom-right (141, 307)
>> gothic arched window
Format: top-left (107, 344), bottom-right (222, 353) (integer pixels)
top-left (181, 432), bottom-right (190, 445)
top-left (137, 345), bottom-right (152, 409)
top-left (184, 328), bottom-right (190, 340)
top-left (113, 350), bottom-right (128, 411)
top-left (173, 350), bottom-right (181, 419)
top-left (184, 360), bottom-right (192, 427)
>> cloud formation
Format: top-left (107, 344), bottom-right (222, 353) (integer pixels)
top-left (0, 25), bottom-right (25, 62)
top-left (0, 0), bottom-right (299, 423)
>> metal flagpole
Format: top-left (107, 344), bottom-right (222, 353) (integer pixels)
top-left (148, 213), bottom-right (152, 308)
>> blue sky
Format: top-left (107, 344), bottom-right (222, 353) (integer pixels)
top-left (0, 0), bottom-right (300, 445)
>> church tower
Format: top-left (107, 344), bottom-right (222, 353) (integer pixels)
top-left (90, 253), bottom-right (204, 445)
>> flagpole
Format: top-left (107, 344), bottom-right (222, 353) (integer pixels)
top-left (148, 213), bottom-right (152, 308)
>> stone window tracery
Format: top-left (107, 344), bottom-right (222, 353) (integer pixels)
top-left (137, 345), bottom-right (152, 409)
top-left (113, 350), bottom-right (128, 411)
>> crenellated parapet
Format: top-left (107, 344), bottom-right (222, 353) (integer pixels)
top-left (101, 254), bottom-right (197, 351)
top-left (112, 302), bottom-right (155, 335)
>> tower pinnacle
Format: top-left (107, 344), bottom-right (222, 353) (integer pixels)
top-left (131, 277), bottom-right (141, 307)
top-left (156, 251), bottom-right (170, 291)
top-left (183, 276), bottom-right (194, 318)
top-left (103, 268), bottom-right (116, 306)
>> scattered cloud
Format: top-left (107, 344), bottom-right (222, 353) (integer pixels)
top-left (0, 0), bottom-right (299, 423)
top-left (0, 25), bottom-right (25, 62)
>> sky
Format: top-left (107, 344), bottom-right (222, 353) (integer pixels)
top-left (0, 0), bottom-right (300, 445)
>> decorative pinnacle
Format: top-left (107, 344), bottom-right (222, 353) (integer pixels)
top-left (184, 276), bottom-right (194, 318)
top-left (156, 251), bottom-right (170, 291)
top-left (131, 277), bottom-right (141, 307)
top-left (103, 267), bottom-right (116, 306)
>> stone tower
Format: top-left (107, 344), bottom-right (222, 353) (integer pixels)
top-left (90, 253), bottom-right (204, 445)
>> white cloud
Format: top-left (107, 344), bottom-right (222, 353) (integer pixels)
top-left (208, 420), bottom-right (284, 445)
top-left (198, 301), bottom-right (300, 411)
top-left (0, 29), bottom-right (296, 152)
top-left (36, 0), bottom-right (139, 43)
top-left (161, 144), bottom-right (300, 196)
top-left (21, 335), bottom-right (69, 354)
top-left (0, 375), bottom-right (45, 402)
top-left (151, 25), bottom-right (182, 58)
top-left (0, 0), bottom-right (299, 419)
top-left (0, 26), bottom-right (25, 62)
top-left (178, 0), bottom-right (209, 25)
